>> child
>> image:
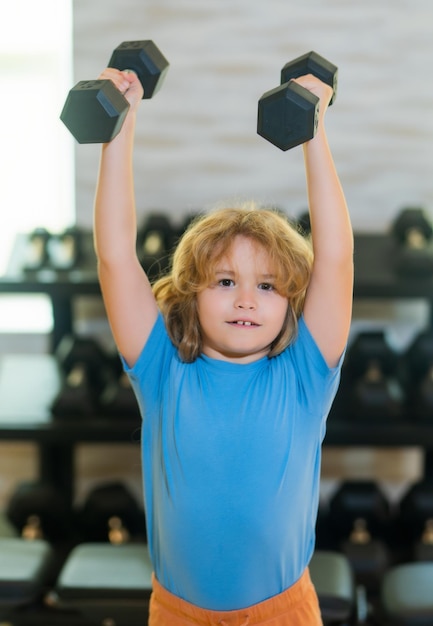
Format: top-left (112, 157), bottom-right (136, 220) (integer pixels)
top-left (93, 66), bottom-right (353, 626)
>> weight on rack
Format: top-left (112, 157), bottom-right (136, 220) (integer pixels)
top-left (23, 227), bottom-right (85, 273)
top-left (296, 210), bottom-right (311, 237)
top-left (6, 481), bottom-right (72, 543)
top-left (342, 331), bottom-right (404, 421)
top-left (46, 226), bottom-right (83, 271)
top-left (399, 480), bottom-right (433, 562)
top-left (392, 207), bottom-right (433, 277)
top-left (328, 480), bottom-right (391, 593)
top-left (60, 41), bottom-right (169, 144)
top-left (77, 482), bottom-right (146, 544)
top-left (51, 335), bottom-right (110, 418)
top-left (100, 355), bottom-right (140, 418)
top-left (23, 228), bottom-right (51, 272)
top-left (137, 212), bottom-right (176, 279)
top-left (257, 51), bottom-right (337, 151)
top-left (402, 330), bottom-right (433, 421)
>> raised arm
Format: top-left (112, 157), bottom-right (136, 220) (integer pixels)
top-left (294, 75), bottom-right (354, 367)
top-left (93, 69), bottom-right (158, 367)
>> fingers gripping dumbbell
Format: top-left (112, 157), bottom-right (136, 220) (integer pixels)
top-left (60, 40), bottom-right (169, 144)
top-left (257, 51), bottom-right (337, 151)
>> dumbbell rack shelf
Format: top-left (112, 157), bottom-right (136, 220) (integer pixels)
top-left (1, 233), bottom-right (102, 350)
top-left (0, 353), bottom-right (141, 505)
top-left (3, 231), bottom-right (433, 502)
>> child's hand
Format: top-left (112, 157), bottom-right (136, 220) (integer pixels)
top-left (291, 74), bottom-right (334, 123)
top-left (97, 67), bottom-right (144, 111)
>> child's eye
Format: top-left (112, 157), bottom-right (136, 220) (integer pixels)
top-left (218, 278), bottom-right (234, 287)
top-left (259, 282), bottom-right (274, 291)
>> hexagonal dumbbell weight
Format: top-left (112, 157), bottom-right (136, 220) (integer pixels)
top-left (6, 481), bottom-right (73, 543)
top-left (257, 51), bottom-right (337, 151)
top-left (328, 480), bottom-right (392, 593)
top-left (77, 482), bottom-right (146, 544)
top-left (399, 480), bottom-right (433, 561)
top-left (402, 330), bottom-right (433, 420)
top-left (60, 40), bottom-right (169, 144)
top-left (340, 330), bottom-right (405, 422)
top-left (51, 334), bottom-right (111, 417)
top-left (391, 207), bottom-right (433, 276)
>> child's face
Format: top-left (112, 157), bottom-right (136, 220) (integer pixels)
top-left (196, 235), bottom-right (289, 363)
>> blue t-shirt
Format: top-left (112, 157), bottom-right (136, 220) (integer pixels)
top-left (123, 313), bottom-right (342, 610)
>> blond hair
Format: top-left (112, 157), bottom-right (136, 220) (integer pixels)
top-left (152, 204), bottom-right (313, 362)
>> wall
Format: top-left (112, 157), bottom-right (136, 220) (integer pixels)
top-left (73, 0), bottom-right (433, 232)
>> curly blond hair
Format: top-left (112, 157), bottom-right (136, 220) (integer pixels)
top-left (152, 204), bottom-right (313, 362)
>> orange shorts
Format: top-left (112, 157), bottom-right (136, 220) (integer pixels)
top-left (148, 569), bottom-right (323, 626)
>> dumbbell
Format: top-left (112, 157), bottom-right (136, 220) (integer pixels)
top-left (6, 481), bottom-right (72, 543)
top-left (315, 502), bottom-right (335, 551)
top-left (402, 330), bottom-right (433, 421)
top-left (392, 207), bottom-right (433, 276)
top-left (342, 331), bottom-right (404, 421)
top-left (296, 210), bottom-right (311, 237)
top-left (46, 226), bottom-right (83, 271)
top-left (23, 227), bottom-right (83, 273)
top-left (328, 481), bottom-right (391, 593)
top-left (99, 355), bottom-right (141, 419)
top-left (77, 482), bottom-right (146, 544)
top-left (257, 51), bottom-right (337, 151)
top-left (23, 227), bottom-right (51, 272)
top-left (60, 40), bottom-right (169, 144)
top-left (399, 480), bottom-right (433, 561)
top-left (51, 334), bottom-right (110, 417)
top-left (136, 212), bottom-right (176, 279)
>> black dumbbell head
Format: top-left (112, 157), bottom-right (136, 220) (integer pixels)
top-left (405, 331), bottom-right (433, 379)
top-left (399, 481), bottom-right (433, 537)
top-left (46, 226), bottom-right (82, 271)
top-left (257, 81), bottom-right (319, 151)
top-left (55, 335), bottom-right (110, 396)
top-left (108, 40), bottom-right (169, 100)
top-left (78, 482), bottom-right (146, 541)
top-left (281, 51), bottom-right (338, 105)
top-left (6, 481), bottom-right (72, 541)
top-left (345, 331), bottom-right (397, 378)
top-left (24, 227), bottom-right (51, 271)
top-left (296, 210), bottom-right (311, 237)
top-left (329, 480), bottom-right (390, 536)
top-left (56, 335), bottom-right (108, 374)
top-left (392, 207), bottom-right (433, 244)
top-left (392, 207), bottom-right (433, 277)
top-left (60, 79), bottom-right (130, 144)
top-left (137, 213), bottom-right (175, 254)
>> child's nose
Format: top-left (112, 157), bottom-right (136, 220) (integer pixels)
top-left (235, 288), bottom-right (257, 309)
